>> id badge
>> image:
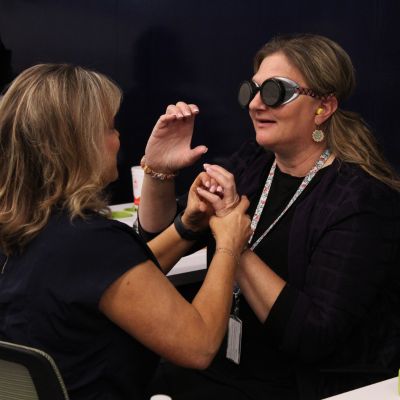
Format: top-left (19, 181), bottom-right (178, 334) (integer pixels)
top-left (226, 315), bottom-right (242, 364)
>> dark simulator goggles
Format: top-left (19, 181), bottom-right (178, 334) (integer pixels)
top-left (238, 76), bottom-right (329, 108)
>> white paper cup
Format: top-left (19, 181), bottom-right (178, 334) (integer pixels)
top-left (150, 395), bottom-right (172, 400)
top-left (131, 166), bottom-right (144, 205)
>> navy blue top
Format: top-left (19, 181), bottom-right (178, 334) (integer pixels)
top-left (0, 210), bottom-right (160, 400)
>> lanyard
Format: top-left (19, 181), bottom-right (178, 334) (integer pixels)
top-left (249, 149), bottom-right (331, 250)
top-left (232, 149), bottom-right (331, 304)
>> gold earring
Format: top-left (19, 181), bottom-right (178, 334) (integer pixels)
top-left (315, 107), bottom-right (324, 115)
top-left (312, 127), bottom-right (325, 142)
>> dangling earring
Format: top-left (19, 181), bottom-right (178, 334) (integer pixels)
top-left (312, 126), bottom-right (325, 142)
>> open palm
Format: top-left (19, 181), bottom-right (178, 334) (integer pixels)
top-left (144, 102), bottom-right (208, 173)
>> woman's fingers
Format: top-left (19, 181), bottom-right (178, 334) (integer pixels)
top-left (202, 164), bottom-right (237, 212)
top-left (165, 102), bottom-right (200, 119)
top-left (196, 187), bottom-right (224, 208)
top-left (194, 165), bottom-right (241, 216)
top-left (203, 164), bottom-right (235, 194)
top-left (176, 101), bottom-right (199, 116)
top-left (188, 103), bottom-right (200, 114)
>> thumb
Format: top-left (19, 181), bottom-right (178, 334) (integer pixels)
top-left (235, 195), bottom-right (250, 213)
top-left (186, 146), bottom-right (208, 165)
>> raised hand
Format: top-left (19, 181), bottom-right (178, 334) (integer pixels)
top-left (144, 102), bottom-right (208, 173)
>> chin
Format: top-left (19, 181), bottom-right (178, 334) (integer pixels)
top-left (255, 132), bottom-right (278, 151)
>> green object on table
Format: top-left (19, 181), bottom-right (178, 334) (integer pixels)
top-left (111, 210), bottom-right (133, 219)
top-left (124, 206), bottom-right (137, 212)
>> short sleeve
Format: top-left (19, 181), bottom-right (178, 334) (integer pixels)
top-left (36, 214), bottom-right (157, 307)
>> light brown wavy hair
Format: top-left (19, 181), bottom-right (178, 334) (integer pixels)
top-left (254, 33), bottom-right (400, 191)
top-left (0, 64), bottom-right (122, 256)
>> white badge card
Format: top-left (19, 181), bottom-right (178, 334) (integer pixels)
top-left (226, 315), bottom-right (242, 364)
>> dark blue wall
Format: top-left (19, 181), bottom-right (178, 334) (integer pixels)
top-left (1, 0), bottom-right (399, 203)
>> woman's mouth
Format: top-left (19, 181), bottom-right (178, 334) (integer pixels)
top-left (254, 118), bottom-right (276, 128)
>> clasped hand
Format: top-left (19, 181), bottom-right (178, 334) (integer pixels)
top-left (182, 165), bottom-right (252, 253)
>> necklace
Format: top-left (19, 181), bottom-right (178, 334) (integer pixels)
top-left (1, 256), bottom-right (8, 274)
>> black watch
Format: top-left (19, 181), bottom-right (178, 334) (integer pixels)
top-left (173, 211), bottom-right (205, 241)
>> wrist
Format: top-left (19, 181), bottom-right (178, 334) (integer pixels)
top-left (181, 212), bottom-right (207, 232)
top-left (174, 211), bottom-right (207, 241)
top-left (214, 240), bottom-right (248, 255)
top-left (140, 156), bottom-right (178, 181)
top-left (214, 247), bottom-right (240, 266)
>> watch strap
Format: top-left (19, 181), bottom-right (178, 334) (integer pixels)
top-left (173, 211), bottom-right (205, 241)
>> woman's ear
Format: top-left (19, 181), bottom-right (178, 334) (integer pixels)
top-left (314, 96), bottom-right (338, 124)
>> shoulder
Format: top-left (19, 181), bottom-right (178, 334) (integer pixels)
top-left (328, 161), bottom-right (399, 206)
top-left (45, 209), bottom-right (135, 243)
top-left (27, 209), bottom-right (155, 303)
top-left (312, 160), bottom-right (400, 222)
top-left (39, 209), bottom-right (153, 263)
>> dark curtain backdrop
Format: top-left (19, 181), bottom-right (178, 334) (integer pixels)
top-left (1, 0), bottom-right (399, 203)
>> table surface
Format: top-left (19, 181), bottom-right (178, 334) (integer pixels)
top-left (322, 376), bottom-right (398, 399)
top-left (109, 203), bottom-right (207, 278)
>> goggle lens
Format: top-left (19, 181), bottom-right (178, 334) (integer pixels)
top-left (260, 79), bottom-right (285, 107)
top-left (238, 81), bottom-right (256, 108)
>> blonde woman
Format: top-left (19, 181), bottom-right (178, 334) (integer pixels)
top-left (139, 34), bottom-right (400, 399)
top-left (0, 64), bottom-right (252, 400)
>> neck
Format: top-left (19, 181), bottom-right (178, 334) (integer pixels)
top-left (274, 146), bottom-right (329, 177)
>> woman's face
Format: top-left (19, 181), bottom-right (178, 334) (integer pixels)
top-left (102, 122), bottom-right (120, 185)
top-left (249, 52), bottom-right (320, 156)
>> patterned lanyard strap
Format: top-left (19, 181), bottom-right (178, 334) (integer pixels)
top-left (249, 148), bottom-right (331, 251)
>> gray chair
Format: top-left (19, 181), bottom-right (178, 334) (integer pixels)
top-left (0, 340), bottom-right (69, 400)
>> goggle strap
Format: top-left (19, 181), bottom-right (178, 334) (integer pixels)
top-left (296, 87), bottom-right (335, 100)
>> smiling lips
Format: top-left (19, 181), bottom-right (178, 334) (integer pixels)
top-left (253, 117), bottom-right (277, 127)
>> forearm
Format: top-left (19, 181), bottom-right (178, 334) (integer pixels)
top-left (190, 249), bottom-right (237, 362)
top-left (236, 249), bottom-right (286, 322)
top-left (147, 223), bottom-right (195, 274)
top-left (99, 252), bottom-right (237, 370)
top-left (138, 175), bottom-right (177, 233)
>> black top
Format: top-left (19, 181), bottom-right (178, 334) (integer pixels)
top-left (211, 142), bottom-right (400, 398)
top-left (249, 164), bottom-right (317, 280)
top-left (203, 163), bottom-right (332, 396)
top-left (140, 140), bottom-right (400, 399)
top-left (0, 210), bottom-right (160, 400)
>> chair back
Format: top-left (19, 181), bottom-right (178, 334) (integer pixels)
top-left (0, 340), bottom-right (69, 400)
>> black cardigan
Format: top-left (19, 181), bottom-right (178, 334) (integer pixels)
top-left (140, 140), bottom-right (400, 398)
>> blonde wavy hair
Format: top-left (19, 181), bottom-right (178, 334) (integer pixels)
top-left (0, 64), bottom-right (122, 256)
top-left (254, 33), bottom-right (400, 191)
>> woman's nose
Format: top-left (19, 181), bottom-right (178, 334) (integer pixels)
top-left (249, 90), bottom-right (266, 110)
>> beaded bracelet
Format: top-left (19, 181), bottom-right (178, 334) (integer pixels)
top-left (215, 247), bottom-right (240, 266)
top-left (140, 156), bottom-right (178, 181)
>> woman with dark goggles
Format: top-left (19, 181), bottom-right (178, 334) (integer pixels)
top-left (238, 76), bottom-right (330, 108)
top-left (140, 33), bottom-right (400, 400)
